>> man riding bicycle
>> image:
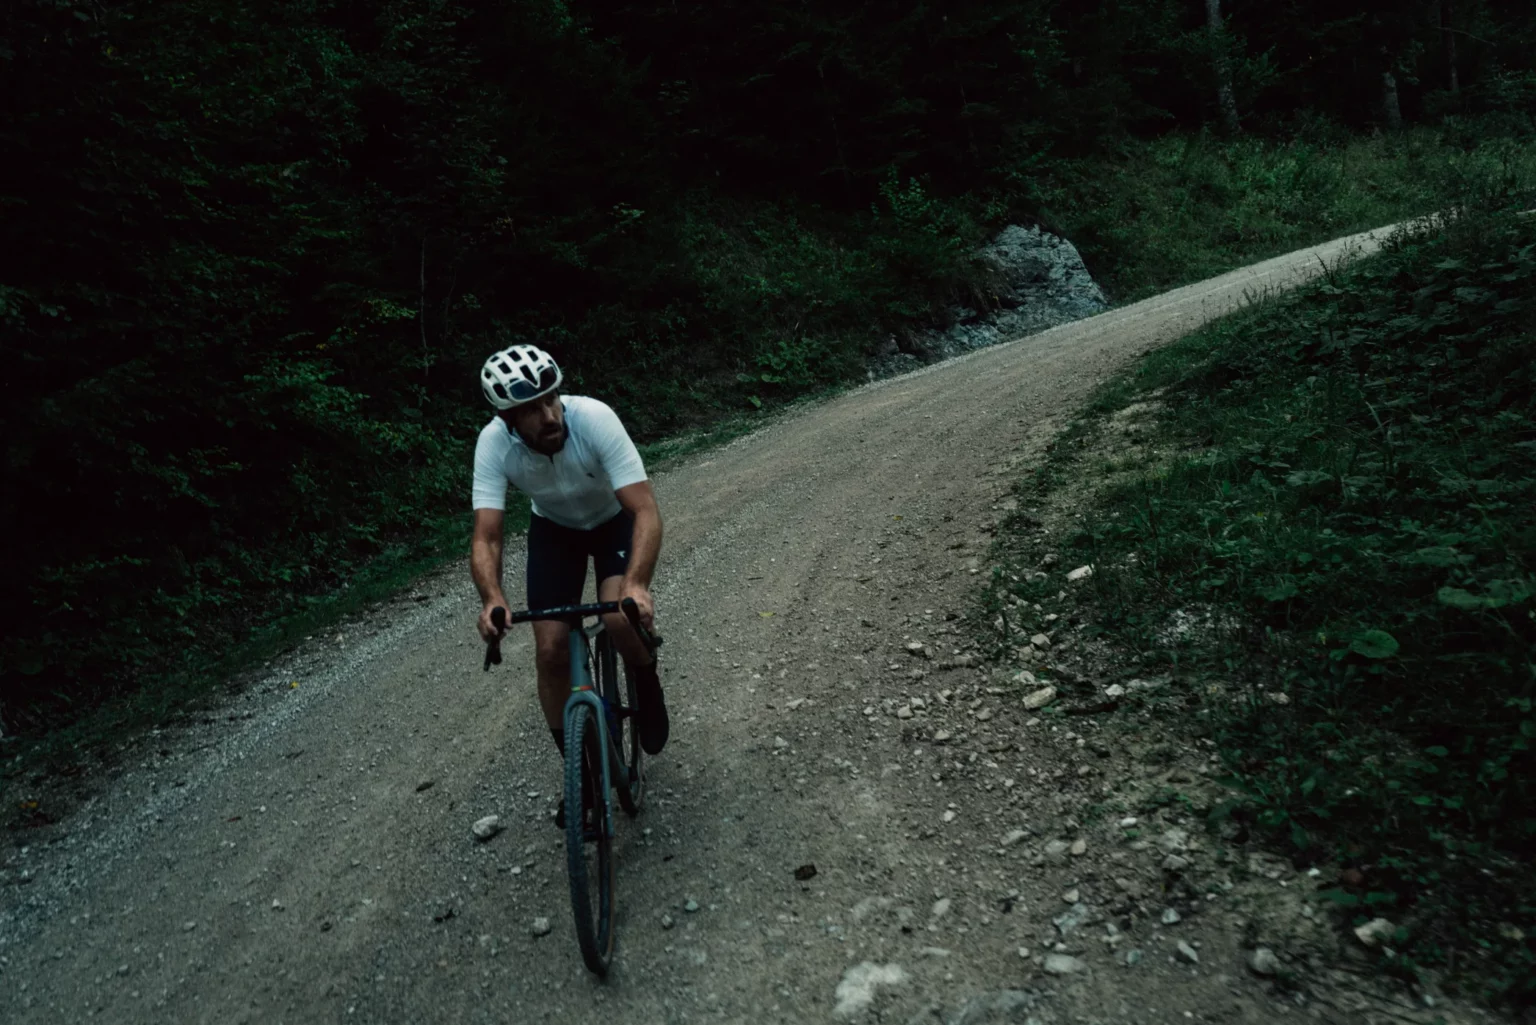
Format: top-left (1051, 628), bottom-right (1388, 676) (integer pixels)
top-left (470, 344), bottom-right (670, 825)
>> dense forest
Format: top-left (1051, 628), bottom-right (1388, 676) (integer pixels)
top-left (3, 0), bottom-right (1534, 735)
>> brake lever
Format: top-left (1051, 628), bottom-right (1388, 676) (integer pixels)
top-left (618, 597), bottom-right (663, 652)
top-left (483, 606), bottom-right (507, 671)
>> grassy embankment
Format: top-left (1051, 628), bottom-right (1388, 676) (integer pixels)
top-left (983, 191), bottom-right (1536, 1002)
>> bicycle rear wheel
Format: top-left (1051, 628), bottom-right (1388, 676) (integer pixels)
top-left (595, 630), bottom-right (644, 816)
top-left (564, 703), bottom-right (615, 976)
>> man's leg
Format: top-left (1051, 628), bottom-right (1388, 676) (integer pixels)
top-left (532, 620), bottom-right (573, 735)
top-left (526, 515), bottom-right (590, 828)
top-left (526, 514), bottom-right (587, 752)
top-left (534, 619), bottom-right (595, 831)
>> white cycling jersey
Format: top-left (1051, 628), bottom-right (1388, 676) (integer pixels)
top-left (472, 396), bottom-right (648, 530)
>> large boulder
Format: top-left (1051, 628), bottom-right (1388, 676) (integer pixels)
top-left (982, 224), bottom-right (1107, 319)
top-left (872, 225), bottom-right (1108, 376)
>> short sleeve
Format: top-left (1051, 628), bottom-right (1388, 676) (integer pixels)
top-left (472, 420), bottom-right (511, 510)
top-left (584, 400), bottom-right (648, 491)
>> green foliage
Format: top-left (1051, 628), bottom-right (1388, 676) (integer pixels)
top-left (998, 200), bottom-right (1536, 1001)
top-left (1035, 131), bottom-right (1536, 300)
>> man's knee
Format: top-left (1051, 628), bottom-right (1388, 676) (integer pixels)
top-left (600, 610), bottom-right (632, 643)
top-left (534, 635), bottom-right (570, 676)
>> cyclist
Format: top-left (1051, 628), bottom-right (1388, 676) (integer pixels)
top-left (470, 344), bottom-right (670, 825)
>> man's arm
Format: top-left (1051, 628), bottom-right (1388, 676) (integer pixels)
top-left (471, 507), bottom-right (508, 640)
top-left (616, 481), bottom-right (662, 629)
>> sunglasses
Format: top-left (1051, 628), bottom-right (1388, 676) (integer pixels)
top-left (489, 362), bottom-right (559, 404)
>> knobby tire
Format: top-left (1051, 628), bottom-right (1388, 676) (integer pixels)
top-left (564, 703), bottom-right (615, 976)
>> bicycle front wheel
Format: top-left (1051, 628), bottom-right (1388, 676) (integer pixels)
top-left (564, 702), bottom-right (615, 976)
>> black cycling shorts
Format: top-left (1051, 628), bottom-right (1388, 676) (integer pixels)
top-left (525, 510), bottom-right (634, 614)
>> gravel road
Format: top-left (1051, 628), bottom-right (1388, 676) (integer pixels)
top-left (3, 226), bottom-right (1410, 1024)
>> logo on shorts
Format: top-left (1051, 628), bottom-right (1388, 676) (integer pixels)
top-left (617, 550), bottom-right (627, 559)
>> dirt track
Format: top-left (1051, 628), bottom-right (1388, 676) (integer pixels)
top-left (4, 226), bottom-right (1428, 1024)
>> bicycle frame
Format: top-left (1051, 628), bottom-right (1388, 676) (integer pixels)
top-left (492, 597), bottom-right (658, 834)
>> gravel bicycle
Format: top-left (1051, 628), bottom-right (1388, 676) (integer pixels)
top-left (483, 597), bottom-right (660, 976)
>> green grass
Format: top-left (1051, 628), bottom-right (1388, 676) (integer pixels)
top-left (1035, 129), bottom-right (1536, 301)
top-left (988, 197), bottom-right (1536, 1004)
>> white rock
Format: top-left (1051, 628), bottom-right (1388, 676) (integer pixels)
top-left (1162, 855), bottom-right (1190, 873)
top-left (1067, 565), bottom-right (1094, 582)
top-left (896, 706), bottom-right (914, 720)
top-left (1105, 684), bottom-right (1126, 699)
top-left (1070, 838), bottom-right (1087, 856)
top-left (930, 898), bottom-right (952, 919)
top-left (918, 946), bottom-right (951, 958)
top-left (1061, 888), bottom-right (1080, 904)
top-left (933, 730), bottom-right (953, 743)
top-left (786, 698), bottom-right (806, 711)
top-left (1017, 946), bottom-right (1032, 959)
top-left (1249, 947), bottom-right (1282, 976)
top-left (1012, 670), bottom-right (1038, 687)
top-left (1176, 940), bottom-right (1200, 964)
top-left (1030, 633), bottom-right (1051, 650)
top-left (1157, 829), bottom-right (1189, 854)
top-left (684, 898), bottom-right (700, 913)
top-left (1001, 829), bottom-right (1028, 847)
top-left (472, 816), bottom-right (502, 841)
top-left (1022, 686), bottom-right (1058, 710)
top-left (661, 913), bottom-right (675, 930)
top-left (531, 917), bottom-right (552, 937)
top-left (1043, 954), bottom-right (1087, 975)
top-left (942, 810), bottom-right (957, 823)
top-left (1161, 908), bottom-right (1182, 925)
top-left (975, 708), bottom-right (993, 721)
top-left (1118, 817), bottom-right (1138, 827)
top-left (833, 962), bottom-right (908, 1019)
top-left (850, 896), bottom-right (895, 922)
top-left (1044, 840), bottom-right (1071, 862)
top-left (1054, 902), bottom-right (1091, 937)
top-left (774, 736), bottom-right (791, 749)
top-left (1354, 917), bottom-right (1395, 948)
top-left (910, 697), bottom-right (926, 710)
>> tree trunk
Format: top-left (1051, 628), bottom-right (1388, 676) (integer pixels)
top-left (1441, 0), bottom-right (1460, 94)
top-left (1382, 70), bottom-right (1404, 130)
top-left (1205, 0), bottom-right (1240, 134)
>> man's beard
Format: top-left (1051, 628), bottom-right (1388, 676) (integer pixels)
top-left (523, 423), bottom-right (567, 456)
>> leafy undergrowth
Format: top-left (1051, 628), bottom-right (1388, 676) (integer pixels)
top-left (988, 203), bottom-right (1536, 1005)
top-left (1039, 130), bottom-right (1536, 301)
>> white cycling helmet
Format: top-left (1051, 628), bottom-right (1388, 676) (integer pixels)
top-left (480, 344), bottom-right (563, 409)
